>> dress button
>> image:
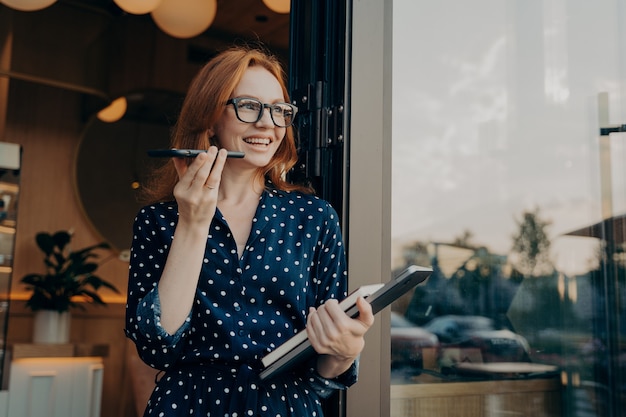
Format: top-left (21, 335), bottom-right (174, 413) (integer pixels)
top-left (238, 330), bottom-right (245, 336)
top-left (234, 305), bottom-right (241, 312)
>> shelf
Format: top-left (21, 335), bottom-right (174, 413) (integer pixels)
top-left (10, 343), bottom-right (109, 359)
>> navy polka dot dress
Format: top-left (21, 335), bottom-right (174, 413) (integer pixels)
top-left (125, 186), bottom-right (358, 417)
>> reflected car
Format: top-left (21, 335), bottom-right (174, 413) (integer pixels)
top-left (423, 315), bottom-right (531, 363)
top-left (390, 311), bottom-right (439, 369)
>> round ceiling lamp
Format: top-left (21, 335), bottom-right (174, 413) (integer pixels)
top-left (0, 0), bottom-right (57, 12)
top-left (262, 0), bottom-right (290, 14)
top-left (97, 97), bottom-right (127, 123)
top-left (113, 0), bottom-right (162, 15)
top-left (151, 0), bottom-right (217, 39)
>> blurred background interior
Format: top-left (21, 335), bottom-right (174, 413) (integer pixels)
top-left (1, 1), bottom-right (626, 417)
top-left (0, 1), bottom-right (291, 416)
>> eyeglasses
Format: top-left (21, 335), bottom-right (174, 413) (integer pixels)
top-left (226, 97), bottom-right (298, 128)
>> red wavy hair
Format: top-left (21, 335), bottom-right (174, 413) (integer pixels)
top-left (141, 45), bottom-right (312, 203)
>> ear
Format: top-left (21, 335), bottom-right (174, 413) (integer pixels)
top-left (207, 128), bottom-right (217, 146)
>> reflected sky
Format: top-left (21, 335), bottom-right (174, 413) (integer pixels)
top-left (391, 0), bottom-right (626, 275)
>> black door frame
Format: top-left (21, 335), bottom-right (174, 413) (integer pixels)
top-left (288, 1), bottom-right (352, 415)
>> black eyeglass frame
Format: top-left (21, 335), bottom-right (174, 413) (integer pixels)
top-left (225, 97), bottom-right (298, 128)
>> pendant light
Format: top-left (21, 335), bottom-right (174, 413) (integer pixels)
top-left (1, 0), bottom-right (57, 12)
top-left (97, 97), bottom-right (127, 123)
top-left (262, 0), bottom-right (290, 14)
top-left (113, 0), bottom-right (162, 15)
top-left (151, 0), bottom-right (217, 39)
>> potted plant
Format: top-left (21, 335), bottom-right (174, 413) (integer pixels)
top-left (20, 230), bottom-right (120, 343)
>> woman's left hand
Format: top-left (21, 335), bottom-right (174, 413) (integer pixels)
top-left (306, 296), bottom-right (375, 378)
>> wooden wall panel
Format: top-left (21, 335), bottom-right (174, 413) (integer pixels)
top-left (2, 48), bottom-right (136, 417)
top-left (0, 10), bottom-right (11, 137)
top-left (0, 3), bottom-right (293, 417)
top-left (0, 7), bottom-right (190, 416)
top-left (3, 79), bottom-right (130, 299)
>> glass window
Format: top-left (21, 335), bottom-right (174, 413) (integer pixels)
top-left (390, 1), bottom-right (626, 416)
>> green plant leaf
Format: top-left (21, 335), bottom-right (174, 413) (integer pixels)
top-left (20, 230), bottom-right (119, 312)
top-left (20, 273), bottom-right (44, 285)
top-left (51, 252), bottom-right (66, 271)
top-left (71, 262), bottom-right (98, 276)
top-left (52, 231), bottom-right (72, 252)
top-left (35, 232), bottom-right (55, 256)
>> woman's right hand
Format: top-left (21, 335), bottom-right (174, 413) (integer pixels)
top-left (172, 146), bottom-right (227, 227)
top-left (157, 146), bottom-right (227, 334)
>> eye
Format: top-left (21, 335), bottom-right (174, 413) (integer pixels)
top-left (271, 104), bottom-right (285, 115)
top-left (273, 104), bottom-right (293, 116)
top-left (238, 99), bottom-right (262, 112)
top-left (282, 106), bottom-right (294, 117)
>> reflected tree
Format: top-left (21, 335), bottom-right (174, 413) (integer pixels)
top-left (402, 208), bottom-right (556, 330)
top-left (510, 207), bottom-right (554, 277)
top-left (452, 229), bottom-right (475, 248)
top-left (403, 238), bottom-right (519, 328)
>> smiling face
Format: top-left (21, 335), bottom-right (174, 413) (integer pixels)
top-left (212, 66), bottom-right (287, 170)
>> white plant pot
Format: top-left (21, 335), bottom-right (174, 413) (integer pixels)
top-left (33, 310), bottom-right (70, 344)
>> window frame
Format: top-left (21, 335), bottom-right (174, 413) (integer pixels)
top-left (345, 0), bottom-right (393, 416)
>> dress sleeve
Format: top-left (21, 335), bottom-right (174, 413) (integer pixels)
top-left (313, 201), bottom-right (349, 305)
top-left (304, 358), bottom-right (359, 398)
top-left (306, 201), bottom-right (360, 394)
top-left (124, 206), bottom-right (191, 370)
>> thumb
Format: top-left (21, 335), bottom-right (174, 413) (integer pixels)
top-left (355, 297), bottom-right (375, 328)
top-left (172, 155), bottom-right (188, 179)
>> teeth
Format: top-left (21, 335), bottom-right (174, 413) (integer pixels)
top-left (244, 138), bottom-right (270, 145)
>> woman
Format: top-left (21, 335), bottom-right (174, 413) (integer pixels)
top-left (125, 45), bottom-right (374, 417)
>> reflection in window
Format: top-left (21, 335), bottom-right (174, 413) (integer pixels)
top-left (390, 1), bottom-right (625, 416)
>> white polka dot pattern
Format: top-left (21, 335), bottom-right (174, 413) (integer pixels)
top-left (125, 187), bottom-right (354, 416)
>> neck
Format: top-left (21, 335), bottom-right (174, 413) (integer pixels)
top-left (218, 169), bottom-right (264, 204)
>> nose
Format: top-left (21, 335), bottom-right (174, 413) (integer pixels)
top-left (256, 106), bottom-right (275, 127)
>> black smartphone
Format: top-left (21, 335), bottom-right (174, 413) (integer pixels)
top-left (147, 149), bottom-right (245, 158)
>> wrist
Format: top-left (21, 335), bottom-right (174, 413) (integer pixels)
top-left (316, 354), bottom-right (356, 379)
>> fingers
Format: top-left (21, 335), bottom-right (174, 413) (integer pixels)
top-left (306, 297), bottom-right (374, 359)
top-left (172, 147), bottom-right (228, 226)
top-left (172, 151), bottom-right (191, 179)
top-left (307, 302), bottom-right (340, 347)
top-left (203, 148), bottom-right (227, 190)
top-left (172, 147), bottom-right (225, 191)
top-left (355, 296), bottom-right (375, 327)
top-left (313, 297), bottom-right (373, 331)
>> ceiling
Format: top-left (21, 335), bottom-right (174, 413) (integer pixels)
top-left (0, 0), bottom-right (294, 251)
top-left (3, 0), bottom-right (292, 120)
top-left (69, 0), bottom-right (291, 56)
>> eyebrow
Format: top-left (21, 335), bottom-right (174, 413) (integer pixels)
top-left (232, 95), bottom-right (288, 104)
